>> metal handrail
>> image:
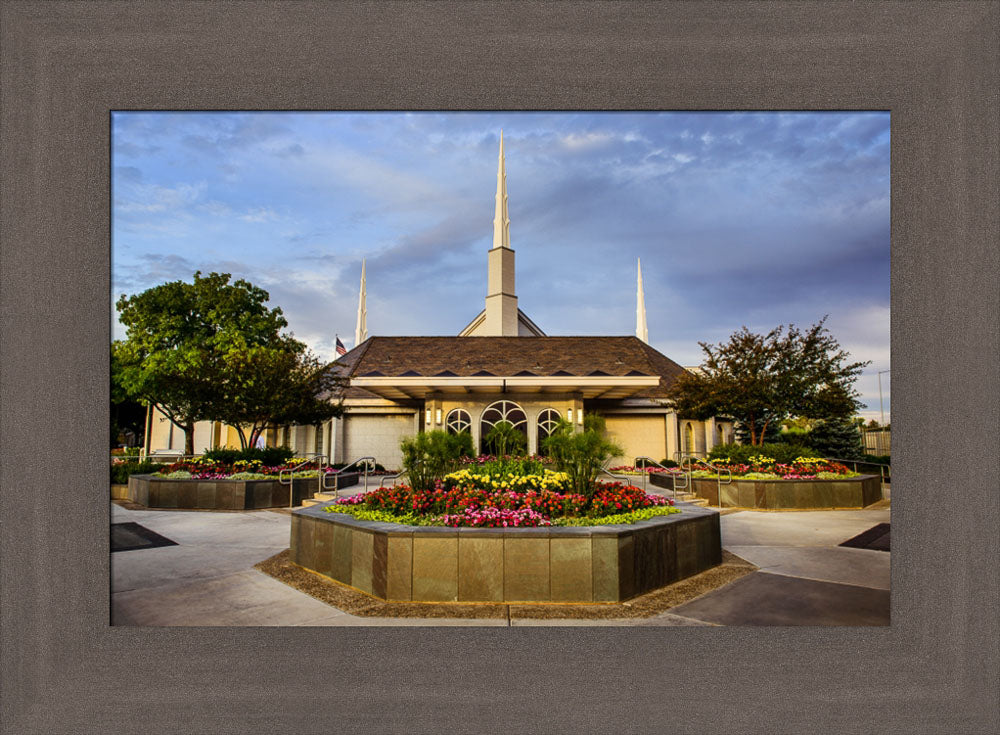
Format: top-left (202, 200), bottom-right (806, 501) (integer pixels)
top-left (633, 456), bottom-right (685, 500)
top-left (323, 456), bottom-right (375, 495)
top-left (598, 467), bottom-right (632, 484)
top-left (278, 453), bottom-right (327, 508)
top-left (681, 456), bottom-right (732, 508)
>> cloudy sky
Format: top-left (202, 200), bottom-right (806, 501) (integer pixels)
top-left (112, 111), bottom-right (890, 421)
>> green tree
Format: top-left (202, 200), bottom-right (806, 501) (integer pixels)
top-left (666, 318), bottom-right (869, 446)
top-left (210, 336), bottom-right (343, 449)
top-left (115, 271), bottom-right (343, 453)
top-left (541, 415), bottom-right (623, 498)
top-left (110, 346), bottom-right (147, 447)
top-left (807, 417), bottom-right (865, 460)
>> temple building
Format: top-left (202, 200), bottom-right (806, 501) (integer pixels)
top-left (144, 134), bottom-right (733, 467)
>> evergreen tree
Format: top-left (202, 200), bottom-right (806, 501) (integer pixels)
top-left (807, 417), bottom-right (864, 460)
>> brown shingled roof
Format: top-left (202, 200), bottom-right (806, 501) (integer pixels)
top-left (330, 336), bottom-right (686, 398)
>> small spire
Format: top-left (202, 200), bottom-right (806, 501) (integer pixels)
top-left (355, 258), bottom-right (368, 346)
top-left (492, 130), bottom-right (511, 249)
top-left (636, 258), bottom-right (648, 343)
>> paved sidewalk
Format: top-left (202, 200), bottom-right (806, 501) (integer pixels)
top-left (111, 503), bottom-right (890, 626)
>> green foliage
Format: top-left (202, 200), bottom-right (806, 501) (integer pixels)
top-left (159, 470), bottom-right (192, 479)
top-left (708, 442), bottom-right (818, 465)
top-left (110, 460), bottom-right (169, 484)
top-left (322, 505), bottom-right (438, 526)
top-left (400, 430), bottom-right (472, 491)
top-left (807, 417), bottom-right (864, 461)
top-left (552, 506), bottom-right (680, 526)
top-left (541, 415), bottom-right (623, 498)
top-left (666, 318), bottom-right (869, 445)
top-left (203, 445), bottom-right (295, 466)
top-left (482, 420), bottom-right (526, 457)
top-left (657, 459), bottom-right (679, 468)
top-left (226, 471), bottom-right (272, 480)
top-left (464, 455), bottom-right (550, 477)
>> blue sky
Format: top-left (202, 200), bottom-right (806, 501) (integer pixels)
top-left (112, 111), bottom-right (890, 421)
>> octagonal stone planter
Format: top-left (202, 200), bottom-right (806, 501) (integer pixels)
top-left (649, 472), bottom-right (882, 509)
top-left (126, 473), bottom-right (359, 510)
top-left (289, 503), bottom-right (721, 603)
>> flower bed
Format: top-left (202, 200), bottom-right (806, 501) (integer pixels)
top-left (324, 480), bottom-right (678, 527)
top-left (649, 471), bottom-right (882, 509)
top-left (697, 456), bottom-right (860, 480)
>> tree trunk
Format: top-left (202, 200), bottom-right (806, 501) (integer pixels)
top-left (184, 421), bottom-right (195, 455)
top-left (235, 427), bottom-right (249, 450)
top-left (758, 419), bottom-right (771, 446)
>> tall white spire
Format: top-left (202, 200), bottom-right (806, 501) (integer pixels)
top-left (354, 258), bottom-right (368, 347)
top-left (636, 258), bottom-right (648, 343)
top-left (483, 131), bottom-right (518, 336)
top-left (492, 130), bottom-right (511, 250)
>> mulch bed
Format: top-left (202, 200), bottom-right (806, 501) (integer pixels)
top-left (111, 522), bottom-right (178, 552)
top-left (254, 549), bottom-right (756, 620)
top-left (839, 523), bottom-right (891, 551)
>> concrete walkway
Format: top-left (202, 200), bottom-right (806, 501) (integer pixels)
top-left (111, 503), bottom-right (890, 626)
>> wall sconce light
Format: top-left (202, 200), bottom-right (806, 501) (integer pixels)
top-left (425, 408), bottom-right (432, 425)
top-left (566, 408), bottom-right (573, 422)
top-left (577, 408), bottom-right (584, 424)
top-left (436, 408), bottom-right (442, 424)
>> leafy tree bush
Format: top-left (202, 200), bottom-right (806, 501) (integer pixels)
top-left (400, 430), bottom-right (472, 491)
top-left (807, 417), bottom-right (864, 460)
top-left (541, 415), bottom-right (623, 498)
top-left (666, 318), bottom-right (868, 445)
top-left (115, 272), bottom-right (344, 453)
top-left (482, 420), bottom-right (526, 457)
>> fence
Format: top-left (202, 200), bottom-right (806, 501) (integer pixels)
top-left (861, 428), bottom-right (891, 455)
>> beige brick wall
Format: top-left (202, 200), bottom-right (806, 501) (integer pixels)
top-left (603, 415), bottom-right (667, 466)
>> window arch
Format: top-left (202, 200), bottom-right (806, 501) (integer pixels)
top-left (536, 408), bottom-right (562, 456)
top-left (480, 400), bottom-right (527, 455)
top-left (684, 422), bottom-right (695, 454)
top-left (445, 409), bottom-right (472, 435)
top-left (716, 423), bottom-right (725, 444)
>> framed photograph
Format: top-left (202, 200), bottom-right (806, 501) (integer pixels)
top-left (2, 2), bottom-right (997, 733)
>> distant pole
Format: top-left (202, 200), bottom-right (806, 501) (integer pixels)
top-left (877, 369), bottom-right (890, 426)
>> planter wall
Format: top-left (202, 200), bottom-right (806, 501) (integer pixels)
top-left (289, 503), bottom-right (721, 603)
top-left (127, 473), bottom-right (359, 510)
top-left (649, 473), bottom-right (882, 509)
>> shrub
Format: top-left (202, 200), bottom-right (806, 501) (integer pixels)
top-left (708, 442), bottom-right (817, 465)
top-left (399, 430), bottom-right (471, 491)
top-left (657, 459), bottom-right (679, 468)
top-left (110, 460), bottom-right (169, 484)
top-left (226, 471), bottom-right (271, 480)
top-left (541, 415), bottom-right (623, 498)
top-left (203, 445), bottom-right (295, 467)
top-left (159, 470), bottom-right (192, 479)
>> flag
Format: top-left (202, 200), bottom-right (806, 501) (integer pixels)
top-left (335, 336), bottom-right (347, 356)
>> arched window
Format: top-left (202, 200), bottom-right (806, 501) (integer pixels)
top-left (716, 423), bottom-right (725, 444)
top-left (480, 400), bottom-right (527, 455)
top-left (536, 408), bottom-right (562, 456)
top-left (684, 422), bottom-right (695, 454)
top-left (445, 409), bottom-right (471, 435)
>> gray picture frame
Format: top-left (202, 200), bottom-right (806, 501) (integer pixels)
top-left (2, 2), bottom-right (997, 733)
